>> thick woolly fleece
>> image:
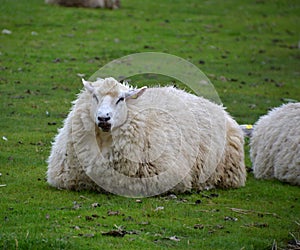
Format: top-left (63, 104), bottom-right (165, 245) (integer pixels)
top-left (47, 78), bottom-right (246, 196)
top-left (250, 103), bottom-right (300, 185)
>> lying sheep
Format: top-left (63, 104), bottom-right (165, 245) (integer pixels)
top-left (45, 0), bottom-right (120, 9)
top-left (250, 103), bottom-right (300, 185)
top-left (47, 77), bottom-right (246, 196)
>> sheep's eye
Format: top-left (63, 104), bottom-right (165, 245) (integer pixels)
top-left (116, 97), bottom-right (124, 105)
top-left (92, 94), bottom-right (99, 103)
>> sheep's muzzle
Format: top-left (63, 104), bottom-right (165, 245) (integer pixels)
top-left (98, 122), bottom-right (111, 132)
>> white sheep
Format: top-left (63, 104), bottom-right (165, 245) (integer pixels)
top-left (250, 103), bottom-right (300, 185)
top-left (47, 77), bottom-right (246, 196)
top-left (45, 0), bottom-right (120, 9)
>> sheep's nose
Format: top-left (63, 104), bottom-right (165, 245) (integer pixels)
top-left (98, 116), bottom-right (110, 122)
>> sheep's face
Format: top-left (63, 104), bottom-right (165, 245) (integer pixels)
top-left (83, 78), bottom-right (147, 132)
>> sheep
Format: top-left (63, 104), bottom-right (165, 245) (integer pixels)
top-left (239, 124), bottom-right (253, 137)
top-left (45, 0), bottom-right (120, 9)
top-left (250, 103), bottom-right (300, 185)
top-left (47, 77), bottom-right (246, 197)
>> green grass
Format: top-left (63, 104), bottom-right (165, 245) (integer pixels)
top-left (1, 0), bottom-right (300, 249)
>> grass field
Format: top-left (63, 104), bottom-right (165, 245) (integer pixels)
top-left (1, 0), bottom-right (300, 249)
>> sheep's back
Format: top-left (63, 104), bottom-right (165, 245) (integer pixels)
top-left (250, 103), bottom-right (300, 185)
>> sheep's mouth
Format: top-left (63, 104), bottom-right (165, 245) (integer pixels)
top-left (98, 122), bottom-right (111, 132)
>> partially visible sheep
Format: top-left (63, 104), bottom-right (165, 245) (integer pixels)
top-left (250, 103), bottom-right (300, 185)
top-left (239, 124), bottom-right (253, 137)
top-left (45, 0), bottom-right (120, 9)
top-left (47, 77), bottom-right (246, 196)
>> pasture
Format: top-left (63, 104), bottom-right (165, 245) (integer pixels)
top-left (0, 0), bottom-right (299, 249)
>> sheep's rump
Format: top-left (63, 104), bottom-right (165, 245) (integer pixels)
top-left (250, 103), bottom-right (300, 185)
top-left (47, 85), bottom-right (246, 196)
top-left (45, 0), bottom-right (120, 9)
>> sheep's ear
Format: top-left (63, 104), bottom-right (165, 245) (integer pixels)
top-left (82, 79), bottom-right (94, 93)
top-left (125, 86), bottom-right (147, 100)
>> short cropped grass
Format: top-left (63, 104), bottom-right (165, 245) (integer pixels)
top-left (1, 0), bottom-right (299, 249)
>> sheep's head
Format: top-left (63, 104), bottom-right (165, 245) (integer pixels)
top-left (82, 77), bottom-right (147, 132)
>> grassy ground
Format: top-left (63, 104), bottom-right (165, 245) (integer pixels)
top-left (1, 0), bottom-right (300, 249)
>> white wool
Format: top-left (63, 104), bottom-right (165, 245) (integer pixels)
top-left (250, 103), bottom-right (300, 185)
top-left (47, 78), bottom-right (246, 196)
